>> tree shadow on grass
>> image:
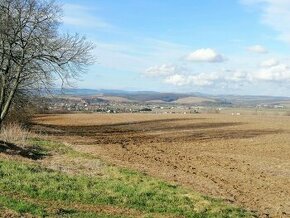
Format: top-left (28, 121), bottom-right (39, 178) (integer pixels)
top-left (0, 140), bottom-right (48, 160)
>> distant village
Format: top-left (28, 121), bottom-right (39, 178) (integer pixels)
top-left (39, 96), bottom-right (204, 114)
top-left (36, 94), bottom-right (290, 117)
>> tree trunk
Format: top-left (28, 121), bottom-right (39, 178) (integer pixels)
top-left (0, 67), bottom-right (22, 126)
top-left (0, 75), bottom-right (4, 130)
top-left (0, 118), bottom-right (3, 130)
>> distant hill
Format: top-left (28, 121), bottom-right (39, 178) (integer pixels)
top-left (110, 92), bottom-right (191, 102)
top-left (173, 97), bottom-right (216, 104)
top-left (51, 88), bottom-right (290, 107)
top-left (96, 96), bottom-right (133, 103)
top-left (216, 95), bottom-right (290, 106)
top-left (52, 88), bottom-right (133, 96)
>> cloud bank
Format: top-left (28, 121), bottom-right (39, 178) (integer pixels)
top-left (145, 58), bottom-right (290, 89)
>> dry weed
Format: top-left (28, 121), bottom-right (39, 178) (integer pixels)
top-left (0, 123), bottom-right (30, 145)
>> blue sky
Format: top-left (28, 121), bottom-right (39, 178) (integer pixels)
top-left (61, 0), bottom-right (290, 96)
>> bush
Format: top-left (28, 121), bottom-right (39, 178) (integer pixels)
top-left (4, 104), bottom-right (36, 126)
top-left (0, 123), bottom-right (30, 145)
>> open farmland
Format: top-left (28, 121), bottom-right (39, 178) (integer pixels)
top-left (33, 113), bottom-right (290, 217)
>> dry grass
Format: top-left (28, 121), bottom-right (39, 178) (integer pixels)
top-left (0, 123), bottom-right (30, 145)
top-left (284, 111), bottom-right (290, 116)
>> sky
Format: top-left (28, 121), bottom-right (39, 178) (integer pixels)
top-left (60, 0), bottom-right (290, 96)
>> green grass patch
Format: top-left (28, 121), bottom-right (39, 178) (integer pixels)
top-left (0, 139), bottom-right (253, 217)
top-left (29, 138), bottom-right (74, 155)
top-left (0, 194), bottom-right (47, 216)
top-left (29, 138), bottom-right (96, 159)
top-left (59, 212), bottom-right (125, 218)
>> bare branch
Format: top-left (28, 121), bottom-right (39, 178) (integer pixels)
top-left (0, 0), bottom-right (95, 125)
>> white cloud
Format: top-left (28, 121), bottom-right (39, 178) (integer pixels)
top-left (63, 17), bottom-right (111, 29)
top-left (63, 4), bottom-right (112, 29)
top-left (164, 72), bottom-right (220, 87)
top-left (191, 73), bottom-right (220, 86)
top-left (224, 69), bottom-right (251, 82)
top-left (247, 45), bottom-right (268, 53)
top-left (254, 63), bottom-right (290, 81)
top-left (241, 0), bottom-right (290, 44)
top-left (91, 37), bottom-right (192, 73)
top-left (185, 48), bottom-right (225, 63)
top-left (144, 64), bottom-right (186, 77)
top-left (164, 74), bottom-right (188, 86)
top-left (260, 58), bottom-right (279, 67)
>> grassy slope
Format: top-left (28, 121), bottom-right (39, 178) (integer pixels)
top-left (0, 139), bottom-right (253, 218)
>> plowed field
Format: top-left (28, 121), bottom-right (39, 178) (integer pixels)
top-left (33, 113), bottom-right (290, 217)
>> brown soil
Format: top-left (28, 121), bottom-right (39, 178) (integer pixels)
top-left (32, 113), bottom-right (290, 217)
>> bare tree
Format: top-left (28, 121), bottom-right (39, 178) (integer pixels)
top-left (0, 0), bottom-right (94, 126)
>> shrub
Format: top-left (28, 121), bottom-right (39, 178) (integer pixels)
top-left (0, 123), bottom-right (30, 145)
